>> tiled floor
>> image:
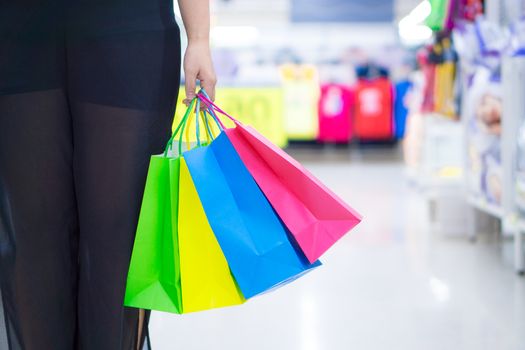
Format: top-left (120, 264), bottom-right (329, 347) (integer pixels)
top-left (149, 149), bottom-right (525, 350)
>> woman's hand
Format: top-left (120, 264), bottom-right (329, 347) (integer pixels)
top-left (177, 0), bottom-right (215, 105)
top-left (183, 40), bottom-right (217, 105)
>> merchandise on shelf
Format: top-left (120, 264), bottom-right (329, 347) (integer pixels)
top-left (279, 64), bottom-right (320, 141)
top-left (461, 0), bottom-right (483, 22)
top-left (403, 70), bottom-right (426, 175)
top-left (516, 129), bottom-right (525, 212)
top-left (456, 17), bottom-right (508, 205)
top-left (434, 37), bottom-right (458, 118)
top-left (510, 17), bottom-right (525, 55)
top-left (417, 34), bottom-right (459, 119)
top-left (394, 80), bottom-right (412, 139)
top-left (354, 72), bottom-right (394, 141)
top-left (317, 84), bottom-right (354, 143)
top-left (513, 22), bottom-right (525, 214)
top-left (465, 69), bottom-right (503, 204)
top-left (427, 0), bottom-right (452, 31)
top-left (427, 0), bottom-right (483, 32)
top-left (418, 48), bottom-right (436, 113)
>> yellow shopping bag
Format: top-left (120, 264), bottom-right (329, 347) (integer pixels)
top-left (176, 157), bottom-right (245, 313)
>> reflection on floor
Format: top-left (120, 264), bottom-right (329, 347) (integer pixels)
top-left (150, 146), bottom-right (525, 350)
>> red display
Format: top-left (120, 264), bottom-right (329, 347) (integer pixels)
top-left (354, 78), bottom-right (393, 141)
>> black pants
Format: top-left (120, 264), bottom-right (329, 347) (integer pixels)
top-left (0, 1), bottom-right (181, 349)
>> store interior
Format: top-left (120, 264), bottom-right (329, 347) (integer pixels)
top-left (149, 0), bottom-right (525, 349)
top-left (2, 0), bottom-right (525, 349)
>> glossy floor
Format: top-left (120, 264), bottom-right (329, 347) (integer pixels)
top-left (0, 148), bottom-right (523, 349)
top-left (149, 147), bottom-right (525, 350)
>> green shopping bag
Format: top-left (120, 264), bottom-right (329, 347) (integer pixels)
top-left (123, 152), bottom-right (182, 313)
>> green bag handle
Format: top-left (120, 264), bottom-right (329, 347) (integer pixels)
top-left (177, 94), bottom-right (215, 155)
top-left (164, 97), bottom-right (196, 156)
top-left (202, 110), bottom-right (215, 140)
top-left (178, 101), bottom-right (195, 155)
top-left (163, 90), bottom-right (223, 157)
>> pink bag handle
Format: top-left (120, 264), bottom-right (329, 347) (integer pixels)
top-left (197, 92), bottom-right (242, 127)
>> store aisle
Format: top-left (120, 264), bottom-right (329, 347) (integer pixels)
top-left (149, 151), bottom-right (525, 350)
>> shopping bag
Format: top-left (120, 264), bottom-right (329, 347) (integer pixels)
top-left (199, 93), bottom-right (362, 263)
top-left (125, 99), bottom-right (245, 313)
top-left (183, 131), bottom-right (320, 299)
top-left (124, 155), bottom-right (182, 314)
top-left (177, 157), bottom-right (245, 312)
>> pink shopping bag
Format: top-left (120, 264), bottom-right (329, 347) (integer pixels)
top-left (198, 93), bottom-right (362, 263)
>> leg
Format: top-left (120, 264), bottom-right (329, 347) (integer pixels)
top-left (0, 2), bottom-right (79, 347)
top-left (68, 26), bottom-right (181, 349)
top-left (0, 90), bottom-right (78, 350)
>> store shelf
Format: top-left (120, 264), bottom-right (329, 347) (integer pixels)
top-left (467, 195), bottom-right (503, 219)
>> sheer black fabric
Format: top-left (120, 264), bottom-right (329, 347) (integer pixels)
top-left (0, 1), bottom-right (181, 349)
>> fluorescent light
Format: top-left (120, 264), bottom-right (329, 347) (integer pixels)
top-left (211, 26), bottom-right (260, 48)
top-left (398, 0), bottom-right (433, 46)
top-left (399, 24), bottom-right (433, 46)
top-left (409, 0), bottom-right (432, 24)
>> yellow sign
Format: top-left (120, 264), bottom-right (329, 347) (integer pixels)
top-left (173, 87), bottom-right (287, 147)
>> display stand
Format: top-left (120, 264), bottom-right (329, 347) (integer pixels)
top-left (462, 56), bottom-right (525, 274)
top-left (501, 56), bottom-right (525, 274)
top-left (413, 114), bottom-right (467, 236)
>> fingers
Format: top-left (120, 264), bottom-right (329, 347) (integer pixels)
top-left (200, 71), bottom-right (217, 102)
top-left (183, 70), bottom-right (197, 106)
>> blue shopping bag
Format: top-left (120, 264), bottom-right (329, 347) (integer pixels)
top-left (183, 131), bottom-right (320, 298)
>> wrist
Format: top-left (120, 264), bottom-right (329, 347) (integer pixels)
top-left (187, 35), bottom-right (209, 45)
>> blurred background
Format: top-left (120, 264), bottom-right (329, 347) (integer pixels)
top-left (145, 0), bottom-right (525, 349)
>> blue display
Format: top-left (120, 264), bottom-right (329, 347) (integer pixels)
top-left (394, 80), bottom-right (412, 139)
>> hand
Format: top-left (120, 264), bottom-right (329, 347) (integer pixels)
top-left (183, 40), bottom-right (217, 106)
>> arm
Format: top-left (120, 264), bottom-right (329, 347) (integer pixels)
top-left (178, 0), bottom-right (217, 103)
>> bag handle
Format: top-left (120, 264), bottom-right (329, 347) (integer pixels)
top-left (197, 90), bottom-right (240, 127)
top-left (164, 98), bottom-right (197, 156)
top-left (163, 90), bottom-right (230, 157)
top-left (195, 89), bottom-right (226, 132)
top-left (201, 110), bottom-right (215, 142)
top-left (178, 100), bottom-right (199, 155)
top-left (177, 92), bottom-right (224, 155)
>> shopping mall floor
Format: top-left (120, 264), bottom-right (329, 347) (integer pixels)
top-left (1, 146), bottom-right (524, 350)
top-left (150, 145), bottom-right (525, 350)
